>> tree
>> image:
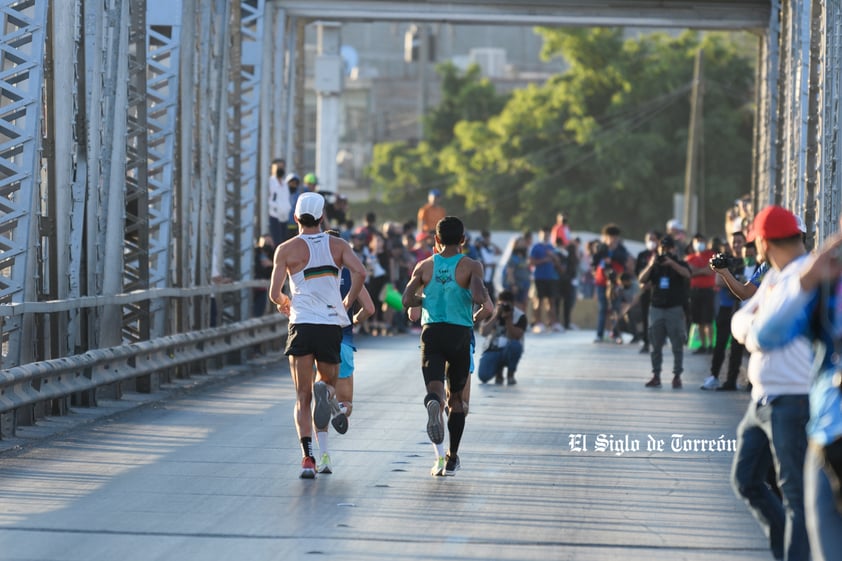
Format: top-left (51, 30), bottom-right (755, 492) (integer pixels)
top-left (365, 62), bottom-right (509, 226)
top-left (366, 29), bottom-right (756, 238)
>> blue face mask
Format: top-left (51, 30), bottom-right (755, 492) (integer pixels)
top-left (694, 242), bottom-right (706, 252)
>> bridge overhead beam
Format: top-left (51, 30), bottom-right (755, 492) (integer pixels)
top-left (276, 0), bottom-right (771, 30)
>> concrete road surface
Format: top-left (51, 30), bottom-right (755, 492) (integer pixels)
top-left (0, 330), bottom-right (771, 561)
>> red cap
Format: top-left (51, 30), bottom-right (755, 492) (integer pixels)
top-left (749, 205), bottom-right (801, 242)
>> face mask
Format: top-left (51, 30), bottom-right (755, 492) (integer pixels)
top-left (646, 241), bottom-right (657, 251)
top-left (694, 242), bottom-right (706, 252)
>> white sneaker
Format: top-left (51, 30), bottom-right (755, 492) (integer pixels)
top-left (551, 323), bottom-right (564, 333)
top-left (700, 375), bottom-right (720, 390)
top-left (317, 452), bottom-right (332, 474)
top-left (532, 324), bottom-right (545, 334)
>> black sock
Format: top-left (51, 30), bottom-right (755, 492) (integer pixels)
top-left (447, 412), bottom-right (466, 457)
top-left (300, 436), bottom-right (313, 459)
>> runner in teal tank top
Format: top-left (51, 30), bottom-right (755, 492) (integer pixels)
top-left (421, 253), bottom-right (474, 327)
top-left (402, 216), bottom-right (494, 477)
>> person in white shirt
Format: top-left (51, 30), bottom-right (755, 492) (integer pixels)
top-left (267, 158), bottom-right (291, 245)
top-left (269, 192), bottom-right (367, 479)
top-left (730, 205), bottom-right (812, 561)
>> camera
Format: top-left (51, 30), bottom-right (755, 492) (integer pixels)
top-left (709, 252), bottom-right (735, 269)
top-left (499, 302), bottom-right (512, 312)
top-left (656, 254), bottom-right (667, 264)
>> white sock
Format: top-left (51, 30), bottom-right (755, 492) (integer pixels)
top-left (433, 442), bottom-right (445, 459)
top-left (316, 430), bottom-right (329, 456)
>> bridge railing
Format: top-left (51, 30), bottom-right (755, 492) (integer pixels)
top-left (0, 282), bottom-right (287, 439)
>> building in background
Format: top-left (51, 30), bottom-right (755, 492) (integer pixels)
top-left (297, 22), bottom-right (567, 201)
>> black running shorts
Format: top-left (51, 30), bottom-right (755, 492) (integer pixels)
top-left (420, 323), bottom-right (473, 394)
top-left (285, 323), bottom-right (342, 364)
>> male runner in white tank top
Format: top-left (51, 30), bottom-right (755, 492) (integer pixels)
top-left (269, 192), bottom-right (367, 478)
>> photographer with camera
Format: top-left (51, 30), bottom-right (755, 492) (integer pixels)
top-left (592, 224), bottom-right (633, 343)
top-left (477, 290), bottom-right (527, 385)
top-left (638, 235), bottom-right (691, 388)
top-left (700, 230), bottom-right (748, 391)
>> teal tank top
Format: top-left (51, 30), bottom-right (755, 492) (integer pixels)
top-left (421, 253), bottom-right (474, 327)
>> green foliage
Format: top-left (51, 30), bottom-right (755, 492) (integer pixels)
top-left (365, 29), bottom-right (757, 238)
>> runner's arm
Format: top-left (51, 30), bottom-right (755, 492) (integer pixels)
top-left (339, 239), bottom-right (367, 310)
top-left (353, 286), bottom-right (376, 324)
top-left (402, 260), bottom-right (428, 308)
top-left (471, 261), bottom-right (494, 322)
top-left (269, 245), bottom-right (290, 315)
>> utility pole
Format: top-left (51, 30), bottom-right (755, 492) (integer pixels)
top-left (683, 49), bottom-right (704, 235)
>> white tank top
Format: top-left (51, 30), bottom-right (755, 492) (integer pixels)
top-left (288, 233), bottom-right (350, 327)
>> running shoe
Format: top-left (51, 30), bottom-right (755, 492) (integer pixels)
top-left (431, 456), bottom-right (446, 477)
top-left (700, 375), bottom-right (720, 390)
top-left (445, 454), bottom-right (461, 476)
top-left (317, 453), bottom-right (332, 474)
top-left (426, 399), bottom-right (444, 444)
top-left (300, 456), bottom-right (317, 479)
top-left (312, 381), bottom-right (331, 429)
top-left (329, 396), bottom-right (348, 434)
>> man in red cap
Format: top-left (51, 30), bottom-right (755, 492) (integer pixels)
top-left (729, 205), bottom-right (812, 561)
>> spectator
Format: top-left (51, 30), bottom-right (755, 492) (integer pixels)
top-left (639, 235), bottom-right (691, 389)
top-left (613, 272), bottom-right (643, 341)
top-left (551, 212), bottom-right (570, 247)
top-left (592, 224), bottom-right (633, 343)
top-left (529, 226), bottom-right (562, 333)
top-left (331, 194), bottom-right (349, 226)
top-left (635, 230), bottom-right (661, 353)
top-left (252, 233), bottom-right (275, 318)
top-left (580, 239), bottom-right (598, 300)
top-left (686, 233), bottom-right (716, 354)
top-left (475, 230), bottom-right (501, 301)
top-left (477, 290), bottom-right (527, 385)
top-left (502, 232), bottom-right (532, 312)
top-left (556, 240), bottom-right (579, 331)
top-left (749, 220), bottom-right (842, 561)
top-left (417, 189), bottom-right (446, 235)
top-left (730, 205), bottom-right (811, 561)
top-left (267, 159), bottom-right (290, 245)
top-left (284, 173), bottom-right (303, 242)
top-left (666, 218), bottom-right (688, 257)
top-left (303, 172), bottom-right (319, 191)
top-left (701, 231), bottom-right (748, 391)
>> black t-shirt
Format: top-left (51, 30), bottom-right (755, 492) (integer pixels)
top-left (635, 249), bottom-right (655, 276)
top-left (649, 257), bottom-right (691, 309)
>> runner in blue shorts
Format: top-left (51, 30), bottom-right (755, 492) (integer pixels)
top-left (314, 230), bottom-right (375, 474)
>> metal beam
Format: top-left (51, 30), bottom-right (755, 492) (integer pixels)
top-left (147, 0), bottom-right (182, 338)
top-left (275, 0), bottom-right (771, 29)
top-left (0, 0), bottom-right (50, 367)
